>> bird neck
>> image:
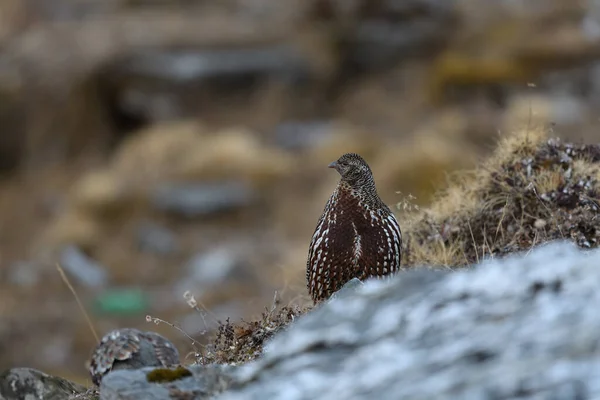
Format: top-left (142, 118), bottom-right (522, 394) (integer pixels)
top-left (340, 172), bottom-right (375, 189)
top-left (337, 179), bottom-right (387, 211)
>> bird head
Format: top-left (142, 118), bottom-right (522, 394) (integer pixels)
top-left (328, 153), bottom-right (374, 186)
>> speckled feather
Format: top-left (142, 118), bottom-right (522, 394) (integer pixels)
top-left (307, 153), bottom-right (402, 303)
top-left (88, 328), bottom-right (179, 386)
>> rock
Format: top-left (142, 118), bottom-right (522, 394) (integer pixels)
top-left (109, 46), bottom-right (312, 86)
top-left (272, 120), bottom-right (335, 150)
top-left (341, 0), bottom-right (457, 70)
top-left (0, 367), bottom-right (89, 400)
top-left (59, 245), bottom-right (109, 289)
top-left (7, 261), bottom-right (41, 287)
top-left (100, 35), bottom-right (334, 125)
top-left (151, 181), bottom-right (256, 218)
top-left (0, 2), bottom-right (318, 169)
top-left (89, 328), bottom-right (180, 386)
top-left (100, 364), bottom-right (234, 400)
top-left (174, 244), bottom-right (258, 309)
top-left (329, 277), bottom-right (363, 301)
top-left (184, 247), bottom-right (244, 286)
top-left (348, 19), bottom-right (452, 70)
top-left (218, 241), bottom-right (600, 399)
top-left (135, 221), bottom-right (179, 256)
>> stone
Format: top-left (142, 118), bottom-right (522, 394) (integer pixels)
top-left (110, 46), bottom-right (312, 86)
top-left (89, 328), bottom-right (179, 386)
top-left (151, 181), bottom-right (256, 218)
top-left (135, 221), bottom-right (179, 256)
top-left (7, 261), bottom-right (41, 287)
top-left (273, 120), bottom-right (335, 150)
top-left (59, 245), bottom-right (109, 289)
top-left (342, 0), bottom-right (457, 70)
top-left (173, 244), bottom-right (258, 309)
top-left (219, 241), bottom-right (600, 399)
top-left (0, 367), bottom-right (89, 400)
top-left (329, 277), bottom-right (364, 301)
top-left (182, 248), bottom-right (242, 287)
top-left (100, 41), bottom-right (328, 127)
top-left (99, 364), bottom-right (233, 400)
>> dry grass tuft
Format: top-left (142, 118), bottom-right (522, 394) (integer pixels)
top-left (404, 127), bottom-right (600, 267)
top-left (144, 292), bottom-right (309, 368)
top-left (193, 299), bottom-right (309, 365)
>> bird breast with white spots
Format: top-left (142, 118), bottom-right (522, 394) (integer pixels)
top-left (307, 153), bottom-right (402, 303)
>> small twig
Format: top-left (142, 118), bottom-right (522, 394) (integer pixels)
top-left (55, 263), bottom-right (99, 343)
top-left (467, 221), bottom-right (480, 264)
top-left (269, 291), bottom-right (280, 314)
top-left (482, 227), bottom-right (492, 260)
top-left (404, 235), bottom-right (412, 267)
top-left (183, 291), bottom-right (219, 335)
top-left (395, 192), bottom-right (420, 214)
top-left (146, 315), bottom-right (204, 352)
top-left (526, 230), bottom-right (539, 257)
top-left (494, 197), bottom-right (508, 244)
top-left (459, 246), bottom-right (470, 267)
top-left (432, 235), bottom-right (454, 268)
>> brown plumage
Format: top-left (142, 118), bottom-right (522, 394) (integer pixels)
top-left (307, 153), bottom-right (402, 303)
top-left (88, 328), bottom-right (180, 386)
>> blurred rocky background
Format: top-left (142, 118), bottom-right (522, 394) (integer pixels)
top-left (0, 0), bottom-right (599, 385)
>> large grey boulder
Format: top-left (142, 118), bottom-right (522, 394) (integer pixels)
top-left (219, 241), bottom-right (600, 400)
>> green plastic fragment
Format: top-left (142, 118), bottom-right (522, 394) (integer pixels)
top-left (94, 288), bottom-right (149, 315)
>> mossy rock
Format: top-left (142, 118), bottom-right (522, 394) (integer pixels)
top-left (146, 366), bottom-right (192, 383)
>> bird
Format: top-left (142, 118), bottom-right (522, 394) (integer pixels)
top-left (306, 153), bottom-right (402, 303)
top-left (88, 328), bottom-right (180, 386)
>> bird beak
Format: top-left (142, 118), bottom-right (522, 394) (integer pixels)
top-left (328, 161), bottom-right (337, 169)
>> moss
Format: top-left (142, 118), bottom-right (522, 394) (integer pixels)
top-left (146, 366), bottom-right (192, 383)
